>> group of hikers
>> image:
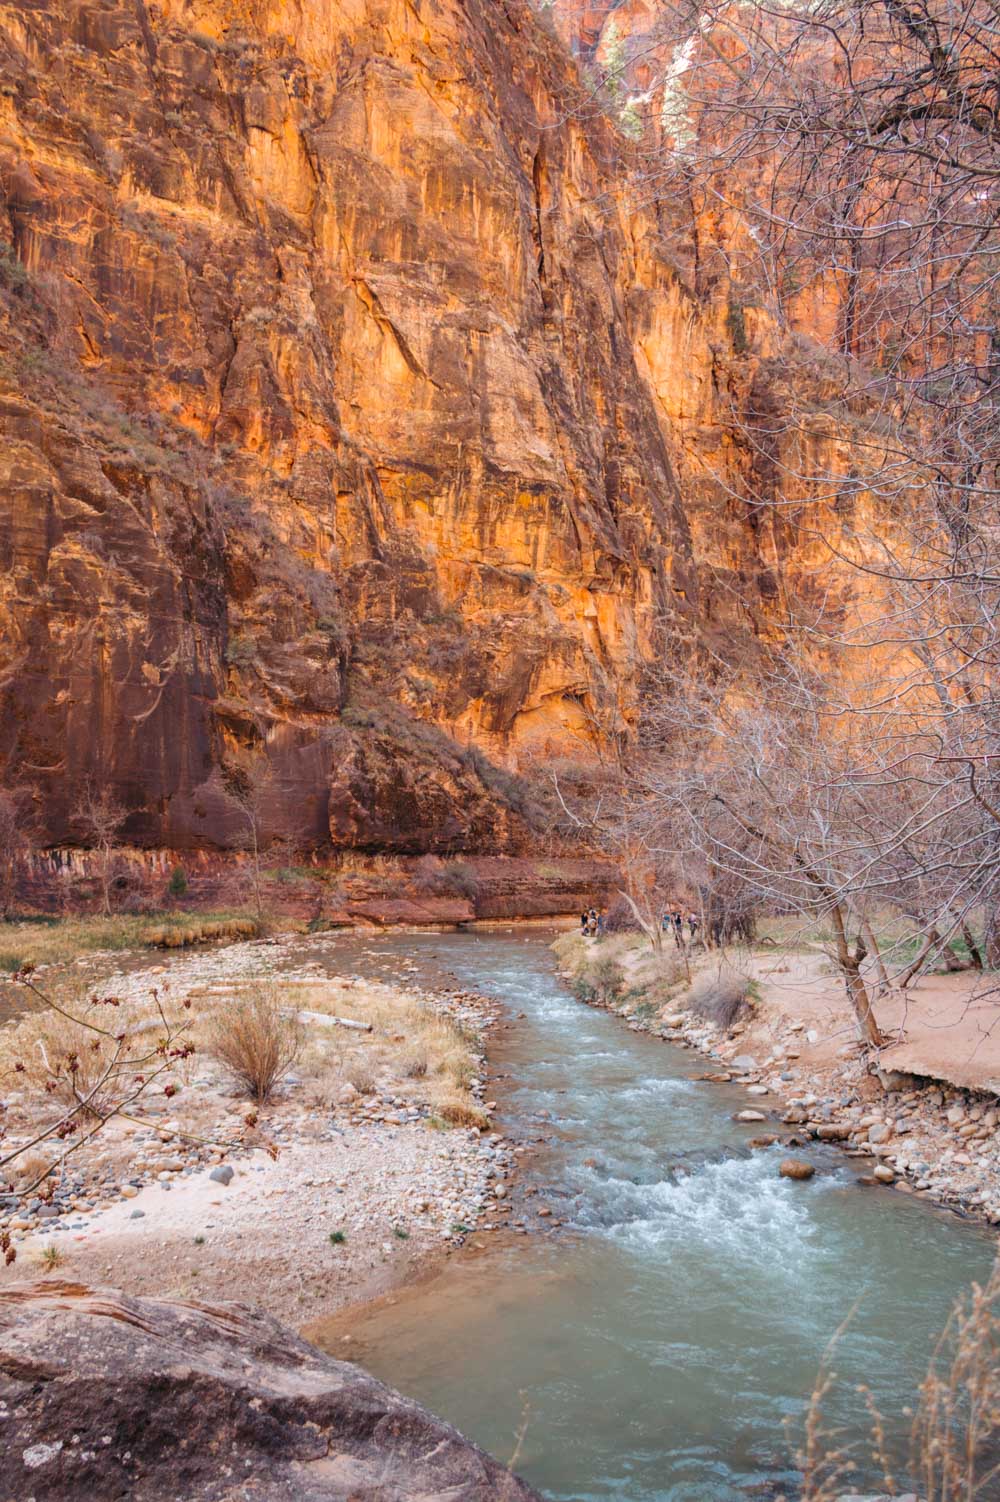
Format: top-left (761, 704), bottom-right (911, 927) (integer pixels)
top-left (661, 905), bottom-right (700, 945)
top-left (578, 904), bottom-right (701, 945)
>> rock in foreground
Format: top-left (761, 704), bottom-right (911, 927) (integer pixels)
top-left (0, 1282), bottom-right (542, 1501)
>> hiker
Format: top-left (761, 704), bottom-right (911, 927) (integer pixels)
top-left (581, 911), bottom-right (590, 936)
top-left (661, 910), bottom-right (672, 934)
top-left (688, 911), bottom-right (700, 942)
top-left (671, 908), bottom-right (684, 945)
top-left (586, 907), bottom-right (599, 937)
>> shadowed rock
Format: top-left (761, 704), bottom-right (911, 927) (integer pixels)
top-left (0, 1282), bottom-right (542, 1501)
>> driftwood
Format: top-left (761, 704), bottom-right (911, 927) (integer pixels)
top-left (293, 1009), bottom-right (372, 1033)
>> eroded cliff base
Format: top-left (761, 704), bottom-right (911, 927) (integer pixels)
top-left (12, 851), bottom-right (617, 932)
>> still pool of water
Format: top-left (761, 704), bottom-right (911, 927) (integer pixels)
top-left (306, 929), bottom-right (997, 1501)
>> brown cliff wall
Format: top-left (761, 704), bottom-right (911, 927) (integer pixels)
top-left (0, 0), bottom-right (856, 859)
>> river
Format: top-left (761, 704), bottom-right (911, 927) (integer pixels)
top-left (306, 927), bottom-right (997, 1501)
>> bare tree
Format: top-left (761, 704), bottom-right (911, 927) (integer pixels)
top-left (0, 785), bottom-right (31, 919)
top-left (221, 749), bottom-right (275, 920)
top-left (71, 782), bottom-right (128, 918)
top-left (575, 0), bottom-right (1000, 985)
top-left (640, 657), bottom-right (891, 1046)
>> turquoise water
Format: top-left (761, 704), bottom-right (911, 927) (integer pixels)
top-left (309, 929), bottom-right (997, 1500)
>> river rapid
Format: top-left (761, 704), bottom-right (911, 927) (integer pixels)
top-left (306, 928), bottom-right (995, 1501)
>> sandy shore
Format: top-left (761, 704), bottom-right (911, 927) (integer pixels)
top-left (0, 936), bottom-right (518, 1324)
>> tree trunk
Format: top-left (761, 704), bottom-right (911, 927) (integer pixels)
top-left (830, 903), bottom-right (884, 1048)
top-left (860, 916), bottom-right (891, 991)
top-left (899, 927), bottom-right (937, 988)
top-left (962, 923), bottom-right (984, 971)
top-left (900, 925), bottom-right (967, 985)
top-left (986, 908), bottom-right (1000, 971)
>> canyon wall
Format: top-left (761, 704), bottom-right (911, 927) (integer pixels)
top-left (0, 0), bottom-right (854, 858)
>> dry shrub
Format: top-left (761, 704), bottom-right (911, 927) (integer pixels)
top-left (798, 1260), bottom-right (1000, 1502)
top-left (206, 988), bottom-right (302, 1104)
top-left (11, 1012), bottom-right (120, 1117)
top-left (401, 1045), bottom-right (428, 1078)
top-left (342, 1056), bottom-right (376, 1095)
top-left (592, 954), bottom-right (625, 1002)
top-left (11, 1150), bottom-right (51, 1187)
top-left (911, 1260), bottom-right (1000, 1502)
top-left (603, 895), bottom-right (643, 934)
top-left (438, 1096), bottom-right (489, 1130)
top-left (683, 968), bottom-right (752, 1031)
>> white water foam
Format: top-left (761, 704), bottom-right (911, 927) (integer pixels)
top-left (599, 1150), bottom-right (820, 1269)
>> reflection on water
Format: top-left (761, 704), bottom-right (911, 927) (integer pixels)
top-left (301, 931), bottom-right (995, 1500)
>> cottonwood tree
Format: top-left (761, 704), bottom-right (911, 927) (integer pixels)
top-left (641, 659), bottom-right (891, 1046)
top-left (221, 748), bottom-right (278, 920)
top-left (593, 0), bottom-right (1000, 978)
top-left (71, 782), bottom-right (128, 918)
top-left (0, 785), bottom-right (32, 919)
top-left (546, 754), bottom-right (672, 952)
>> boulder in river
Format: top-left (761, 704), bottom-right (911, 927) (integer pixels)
top-left (0, 1282), bottom-right (543, 1501)
top-left (779, 1159), bottom-right (816, 1181)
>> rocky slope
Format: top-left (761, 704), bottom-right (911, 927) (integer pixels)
top-left (0, 0), bottom-right (857, 861)
top-left (0, 1281), bottom-right (543, 1499)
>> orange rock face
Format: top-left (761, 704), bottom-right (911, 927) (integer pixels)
top-left (0, 0), bottom-right (850, 856)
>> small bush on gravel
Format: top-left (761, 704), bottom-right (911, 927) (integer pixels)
top-left (683, 969), bottom-right (753, 1031)
top-left (207, 988), bottom-right (302, 1105)
top-left (342, 1056), bottom-right (377, 1094)
top-left (438, 1096), bottom-right (489, 1129)
top-left (401, 1045), bottom-right (428, 1078)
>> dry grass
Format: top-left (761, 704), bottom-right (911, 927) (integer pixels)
top-left (796, 1259), bottom-right (1000, 1502)
top-left (342, 1057), bottom-right (376, 1095)
top-left (10, 1150), bottom-right (50, 1187)
top-left (437, 1097), bottom-right (490, 1130)
top-left (0, 979), bottom-right (194, 1119)
top-left (554, 932), bottom-right (686, 1012)
top-left (0, 909), bottom-right (260, 973)
top-left (205, 986), bottom-right (302, 1105)
top-left (400, 1045), bottom-right (429, 1078)
top-left (279, 978), bottom-right (482, 1122)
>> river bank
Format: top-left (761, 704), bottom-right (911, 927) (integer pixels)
top-left (4, 927), bottom-right (997, 1500)
top-left (556, 930), bottom-right (1000, 1228)
top-left (0, 931), bottom-right (522, 1324)
top-left (300, 929), bottom-right (997, 1502)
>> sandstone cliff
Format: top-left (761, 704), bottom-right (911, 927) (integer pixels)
top-left (0, 0), bottom-right (851, 860)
